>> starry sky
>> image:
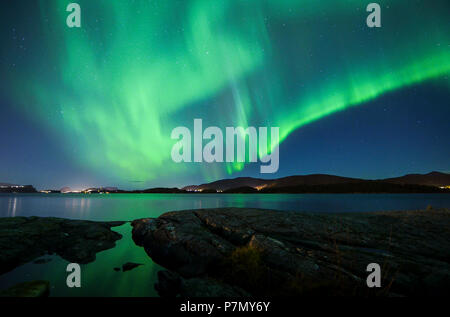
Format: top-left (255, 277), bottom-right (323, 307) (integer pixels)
top-left (0, 0), bottom-right (449, 190)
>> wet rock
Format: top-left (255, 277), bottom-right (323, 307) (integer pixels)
top-left (122, 262), bottom-right (143, 272)
top-left (0, 217), bottom-right (125, 275)
top-left (155, 270), bottom-right (182, 297)
top-left (131, 212), bottom-right (235, 277)
top-left (132, 208), bottom-right (450, 296)
top-left (0, 280), bottom-right (50, 297)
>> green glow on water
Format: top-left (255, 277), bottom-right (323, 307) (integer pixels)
top-left (0, 224), bottom-right (162, 297)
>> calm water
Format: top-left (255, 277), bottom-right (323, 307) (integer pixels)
top-left (0, 193), bottom-right (449, 296)
top-left (1, 193), bottom-right (450, 220)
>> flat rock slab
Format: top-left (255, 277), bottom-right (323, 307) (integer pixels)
top-left (132, 208), bottom-right (450, 296)
top-left (0, 217), bottom-right (125, 275)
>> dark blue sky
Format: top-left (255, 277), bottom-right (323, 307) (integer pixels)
top-left (0, 1), bottom-right (449, 190)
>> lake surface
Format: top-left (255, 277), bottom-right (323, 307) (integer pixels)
top-left (1, 193), bottom-right (450, 221)
top-left (0, 193), bottom-right (449, 296)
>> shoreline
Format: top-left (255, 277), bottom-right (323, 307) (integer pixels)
top-left (2, 191), bottom-right (450, 195)
top-left (1, 207), bottom-right (449, 296)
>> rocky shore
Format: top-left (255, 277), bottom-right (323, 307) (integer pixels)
top-left (1, 209), bottom-right (448, 297)
top-left (0, 216), bottom-right (125, 275)
top-left (132, 208), bottom-right (450, 296)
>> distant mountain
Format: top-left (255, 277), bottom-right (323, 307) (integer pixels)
top-left (223, 186), bottom-right (259, 193)
top-left (260, 182), bottom-right (444, 194)
top-left (381, 171), bottom-right (450, 188)
top-left (60, 187), bottom-right (72, 193)
top-left (2, 171), bottom-right (448, 195)
top-left (183, 174), bottom-right (365, 192)
top-left (116, 187), bottom-right (187, 194)
top-left (83, 187), bottom-right (119, 193)
top-left (183, 172), bottom-right (450, 192)
top-left (140, 187), bottom-right (186, 194)
top-left (0, 184), bottom-right (37, 193)
top-left (183, 177), bottom-right (271, 192)
top-left (267, 174), bottom-right (364, 188)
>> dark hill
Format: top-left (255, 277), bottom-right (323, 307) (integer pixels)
top-left (223, 186), bottom-right (259, 193)
top-left (182, 172), bottom-right (450, 193)
top-left (382, 171), bottom-right (450, 187)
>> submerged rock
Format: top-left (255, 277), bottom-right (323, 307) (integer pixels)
top-left (122, 262), bottom-right (143, 272)
top-left (132, 207), bottom-right (450, 296)
top-left (0, 217), bottom-right (125, 275)
top-left (0, 280), bottom-right (50, 297)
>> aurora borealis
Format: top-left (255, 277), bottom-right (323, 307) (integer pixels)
top-left (1, 0), bottom-right (449, 189)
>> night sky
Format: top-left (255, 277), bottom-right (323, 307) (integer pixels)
top-left (1, 0), bottom-right (449, 190)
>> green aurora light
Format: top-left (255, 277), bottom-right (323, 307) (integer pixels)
top-left (4, 0), bottom-right (450, 184)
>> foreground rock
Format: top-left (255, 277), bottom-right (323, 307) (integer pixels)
top-left (0, 280), bottom-right (50, 297)
top-left (132, 208), bottom-right (450, 296)
top-left (155, 270), bottom-right (250, 297)
top-left (0, 217), bottom-right (125, 275)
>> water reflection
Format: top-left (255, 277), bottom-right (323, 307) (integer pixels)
top-left (0, 193), bottom-right (449, 221)
top-left (0, 223), bottom-right (161, 296)
top-left (63, 197), bottom-right (91, 218)
top-left (7, 197), bottom-right (18, 217)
